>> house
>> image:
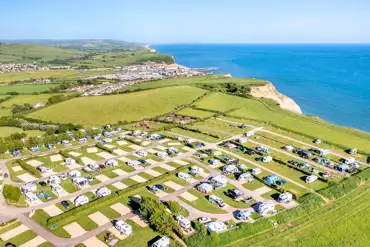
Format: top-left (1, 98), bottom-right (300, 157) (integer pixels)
top-left (205, 221), bottom-right (227, 233)
top-left (211, 175), bottom-right (228, 189)
top-left (197, 183), bottom-right (213, 193)
top-left (151, 236), bottom-right (171, 247)
top-left (21, 182), bottom-right (37, 193)
top-left (348, 148), bottom-right (357, 155)
top-left (238, 173), bottom-right (254, 183)
top-left (222, 164), bottom-right (239, 174)
top-left (238, 138), bottom-right (248, 143)
top-left (256, 202), bottom-right (276, 215)
top-left (136, 149), bottom-right (148, 157)
top-left (178, 172), bottom-right (190, 181)
top-left (25, 192), bottom-right (39, 205)
top-left (51, 184), bottom-right (64, 196)
top-left (208, 195), bottom-right (225, 207)
top-left (73, 177), bottom-right (89, 188)
top-left (190, 166), bottom-right (204, 176)
top-left (244, 131), bottom-right (254, 137)
top-left (47, 175), bottom-right (61, 185)
top-left (74, 195), bottom-right (89, 206)
top-left (127, 160), bottom-right (141, 169)
top-left (68, 170), bottom-right (81, 178)
top-left (114, 220), bottom-right (132, 236)
top-left (37, 165), bottom-right (52, 173)
top-left (105, 159), bottom-right (118, 167)
top-left (265, 174), bottom-right (280, 184)
top-left (96, 187), bottom-right (111, 197)
top-left (166, 147), bottom-right (179, 155)
top-left (305, 175), bottom-right (318, 183)
top-left (252, 168), bottom-right (262, 175)
top-left (337, 164), bottom-right (350, 173)
top-left (262, 156), bottom-right (273, 163)
top-left (157, 152), bottom-right (168, 159)
top-left (176, 215), bottom-right (191, 229)
top-left (65, 157), bottom-right (76, 166)
top-left (277, 192), bottom-right (293, 204)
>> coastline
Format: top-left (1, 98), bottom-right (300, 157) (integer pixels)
top-left (148, 44), bottom-right (302, 114)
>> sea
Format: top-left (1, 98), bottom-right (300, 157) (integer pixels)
top-left (152, 44), bottom-right (370, 132)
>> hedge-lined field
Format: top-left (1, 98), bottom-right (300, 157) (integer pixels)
top-left (29, 86), bottom-right (208, 126)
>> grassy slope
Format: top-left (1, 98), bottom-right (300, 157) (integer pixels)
top-left (0, 43), bottom-right (85, 63)
top-left (123, 74), bottom-right (266, 92)
top-left (29, 86), bottom-right (208, 126)
top-left (0, 84), bottom-right (59, 94)
top-left (194, 92), bottom-right (370, 152)
top-left (0, 127), bottom-right (45, 137)
top-left (0, 94), bottom-right (66, 107)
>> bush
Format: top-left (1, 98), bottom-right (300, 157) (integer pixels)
top-left (3, 184), bottom-right (21, 201)
top-left (167, 201), bottom-right (184, 216)
top-left (18, 160), bottom-right (42, 178)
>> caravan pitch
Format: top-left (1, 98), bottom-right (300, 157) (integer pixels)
top-left (63, 222), bottom-right (87, 238)
top-left (88, 212), bottom-right (110, 226)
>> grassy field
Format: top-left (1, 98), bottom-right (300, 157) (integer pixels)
top-left (0, 127), bottom-right (44, 137)
top-left (0, 84), bottom-right (60, 94)
top-left (29, 86), bottom-right (208, 126)
top-left (123, 74), bottom-right (266, 92)
top-left (0, 93), bottom-right (67, 107)
top-left (231, 183), bottom-right (370, 247)
top-left (177, 108), bottom-right (215, 118)
top-left (0, 43), bottom-right (85, 64)
top-left (194, 92), bottom-right (370, 153)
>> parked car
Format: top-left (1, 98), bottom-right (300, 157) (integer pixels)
top-left (138, 159), bottom-right (147, 165)
top-left (44, 194), bottom-right (52, 200)
top-left (246, 149), bottom-right (256, 155)
top-left (61, 200), bottom-right (71, 209)
top-left (39, 181), bottom-right (47, 187)
top-left (147, 185), bottom-right (159, 194)
top-left (99, 164), bottom-right (106, 169)
top-left (155, 184), bottom-right (167, 191)
top-left (198, 217), bottom-right (211, 224)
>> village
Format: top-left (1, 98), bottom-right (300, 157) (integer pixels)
top-left (0, 116), bottom-right (365, 247)
top-left (0, 62), bottom-right (50, 73)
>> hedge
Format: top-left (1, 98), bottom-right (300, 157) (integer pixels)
top-left (96, 143), bottom-right (114, 154)
top-left (47, 163), bottom-right (193, 227)
top-left (318, 167), bottom-right (370, 199)
top-left (2, 184), bottom-right (21, 201)
top-left (18, 159), bottom-right (42, 178)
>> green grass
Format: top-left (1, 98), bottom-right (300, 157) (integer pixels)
top-left (0, 84), bottom-right (60, 94)
top-left (0, 126), bottom-right (45, 138)
top-left (0, 230), bottom-right (37, 247)
top-left (29, 86), bottom-right (208, 126)
top-left (194, 92), bottom-right (370, 153)
top-left (177, 108), bottom-right (215, 118)
top-left (243, 180), bottom-right (266, 191)
top-left (170, 128), bottom-right (220, 143)
top-left (96, 220), bottom-right (158, 247)
top-left (180, 188), bottom-right (228, 214)
top-left (0, 93), bottom-right (68, 107)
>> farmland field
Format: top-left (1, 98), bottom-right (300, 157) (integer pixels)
top-left (177, 108), bottom-right (215, 118)
top-left (194, 92), bottom-right (370, 152)
top-left (0, 84), bottom-right (60, 94)
top-left (29, 86), bottom-right (208, 126)
top-left (0, 127), bottom-right (44, 138)
top-left (0, 93), bottom-right (67, 107)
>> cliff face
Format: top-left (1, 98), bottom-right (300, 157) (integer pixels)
top-left (249, 82), bottom-right (302, 114)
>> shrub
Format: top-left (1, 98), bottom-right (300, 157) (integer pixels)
top-left (18, 160), bottom-right (42, 178)
top-left (3, 184), bottom-right (21, 201)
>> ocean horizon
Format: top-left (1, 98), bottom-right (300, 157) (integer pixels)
top-left (152, 44), bottom-right (370, 132)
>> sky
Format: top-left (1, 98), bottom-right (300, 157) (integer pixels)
top-left (1, 0), bottom-right (370, 43)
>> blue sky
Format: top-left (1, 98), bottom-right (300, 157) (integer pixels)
top-left (1, 0), bottom-right (369, 43)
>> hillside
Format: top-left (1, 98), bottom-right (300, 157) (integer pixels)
top-left (0, 43), bottom-right (86, 63)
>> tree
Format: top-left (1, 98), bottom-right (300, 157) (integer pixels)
top-left (201, 224), bottom-right (208, 236)
top-left (0, 143), bottom-right (7, 153)
top-left (167, 200), bottom-right (183, 216)
top-left (2, 184), bottom-right (21, 201)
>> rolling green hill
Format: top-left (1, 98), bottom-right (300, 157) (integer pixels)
top-left (0, 43), bottom-right (86, 63)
